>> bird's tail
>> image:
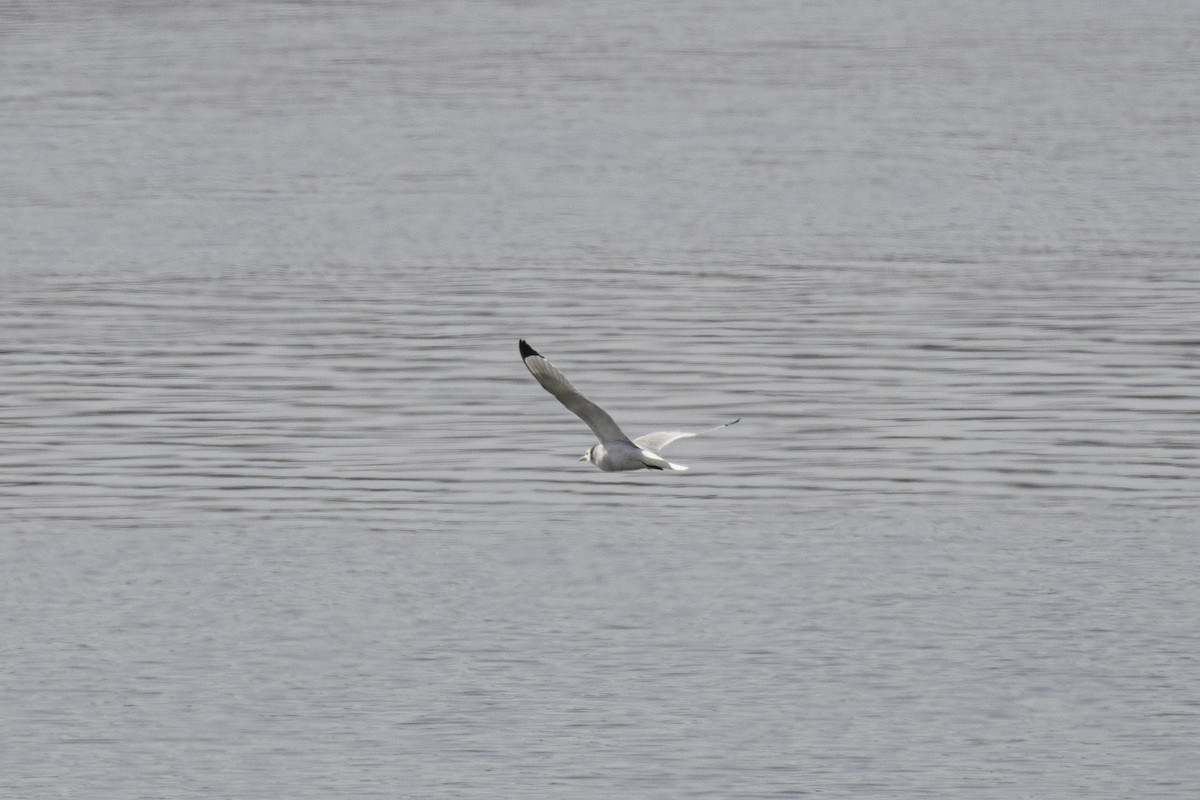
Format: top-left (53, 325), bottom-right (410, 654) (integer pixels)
top-left (640, 450), bottom-right (689, 472)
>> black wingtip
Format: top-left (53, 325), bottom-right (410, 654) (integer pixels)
top-left (519, 339), bottom-right (539, 359)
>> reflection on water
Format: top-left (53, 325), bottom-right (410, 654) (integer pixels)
top-left (4, 3), bottom-right (1200, 799)
top-left (2, 0), bottom-right (1200, 526)
top-left (2, 258), bottom-right (1197, 526)
top-left (2, 4), bottom-right (1198, 526)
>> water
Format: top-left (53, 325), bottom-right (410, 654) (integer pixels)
top-left (2, 1), bottom-right (1199, 797)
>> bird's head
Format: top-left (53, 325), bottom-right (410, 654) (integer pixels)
top-left (579, 445), bottom-right (595, 464)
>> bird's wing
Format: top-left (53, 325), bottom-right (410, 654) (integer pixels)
top-left (520, 340), bottom-right (633, 445)
top-left (634, 418), bottom-right (740, 453)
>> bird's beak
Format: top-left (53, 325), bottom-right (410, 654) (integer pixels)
top-left (578, 454), bottom-right (588, 461)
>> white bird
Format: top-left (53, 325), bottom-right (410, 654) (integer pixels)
top-left (519, 339), bottom-right (738, 472)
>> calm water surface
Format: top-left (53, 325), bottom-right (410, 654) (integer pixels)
top-left (2, 1), bottom-right (1198, 797)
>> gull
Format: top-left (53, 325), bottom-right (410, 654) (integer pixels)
top-left (519, 339), bottom-right (738, 471)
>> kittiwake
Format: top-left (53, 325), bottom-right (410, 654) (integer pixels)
top-left (519, 339), bottom-right (738, 472)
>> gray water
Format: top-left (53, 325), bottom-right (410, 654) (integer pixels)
top-left (2, 1), bottom-right (1199, 797)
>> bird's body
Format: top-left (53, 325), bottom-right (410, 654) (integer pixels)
top-left (583, 440), bottom-right (681, 472)
top-left (519, 339), bottom-right (737, 472)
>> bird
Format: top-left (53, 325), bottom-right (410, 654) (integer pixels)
top-left (519, 339), bottom-right (738, 472)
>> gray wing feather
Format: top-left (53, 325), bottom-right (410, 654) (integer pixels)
top-left (633, 431), bottom-right (698, 452)
top-left (634, 418), bottom-right (740, 452)
top-left (520, 341), bottom-right (633, 444)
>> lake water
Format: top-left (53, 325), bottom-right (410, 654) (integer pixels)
top-left (2, 1), bottom-right (1198, 797)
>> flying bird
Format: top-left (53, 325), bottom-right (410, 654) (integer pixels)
top-left (519, 339), bottom-right (738, 471)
